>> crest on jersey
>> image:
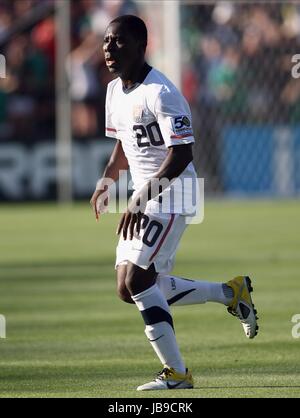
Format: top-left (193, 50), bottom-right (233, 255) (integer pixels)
top-left (133, 105), bottom-right (144, 123)
top-left (133, 105), bottom-right (153, 124)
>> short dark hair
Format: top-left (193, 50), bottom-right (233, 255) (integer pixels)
top-left (109, 15), bottom-right (148, 50)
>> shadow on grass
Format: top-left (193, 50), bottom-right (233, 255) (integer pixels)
top-left (199, 385), bottom-right (300, 389)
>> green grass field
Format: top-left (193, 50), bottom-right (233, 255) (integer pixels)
top-left (0, 200), bottom-right (300, 398)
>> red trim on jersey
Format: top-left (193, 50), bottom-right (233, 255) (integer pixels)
top-left (171, 133), bottom-right (193, 139)
top-left (106, 127), bottom-right (117, 133)
top-left (149, 214), bottom-right (175, 262)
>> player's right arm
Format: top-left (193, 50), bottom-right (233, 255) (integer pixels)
top-left (90, 139), bottom-right (129, 221)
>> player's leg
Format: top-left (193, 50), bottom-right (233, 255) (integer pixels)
top-left (125, 261), bottom-right (156, 295)
top-left (116, 262), bottom-right (193, 390)
top-left (156, 274), bottom-right (234, 306)
top-left (116, 264), bottom-right (134, 304)
top-left (117, 265), bottom-right (232, 306)
top-left (156, 274), bottom-right (259, 339)
top-left (115, 212), bottom-right (194, 389)
top-left (118, 264), bottom-right (258, 338)
top-left (126, 262), bottom-right (186, 374)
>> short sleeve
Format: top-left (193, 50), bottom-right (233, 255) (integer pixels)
top-left (105, 84), bottom-right (118, 139)
top-left (154, 88), bottom-right (195, 147)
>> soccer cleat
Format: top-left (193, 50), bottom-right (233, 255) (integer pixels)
top-left (226, 276), bottom-right (259, 339)
top-left (137, 366), bottom-right (194, 391)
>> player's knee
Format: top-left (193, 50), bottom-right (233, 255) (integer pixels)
top-left (117, 283), bottom-right (133, 304)
top-left (125, 263), bottom-right (156, 295)
top-left (116, 265), bottom-right (133, 304)
top-left (125, 264), bottom-right (144, 295)
top-left (124, 270), bottom-right (138, 295)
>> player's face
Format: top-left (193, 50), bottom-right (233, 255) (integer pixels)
top-left (103, 23), bottom-right (143, 78)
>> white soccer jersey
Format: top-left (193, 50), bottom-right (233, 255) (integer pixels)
top-left (105, 66), bottom-right (197, 214)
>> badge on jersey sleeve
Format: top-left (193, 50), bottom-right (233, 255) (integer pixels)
top-left (171, 115), bottom-right (193, 139)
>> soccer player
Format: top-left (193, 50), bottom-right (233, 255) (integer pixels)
top-left (90, 15), bottom-right (258, 391)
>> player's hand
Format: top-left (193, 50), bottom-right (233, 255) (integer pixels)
top-left (116, 197), bottom-right (145, 240)
top-left (117, 210), bottom-right (143, 240)
top-left (90, 187), bottom-right (109, 221)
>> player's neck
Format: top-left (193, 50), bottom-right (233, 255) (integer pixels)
top-left (121, 61), bottom-right (149, 90)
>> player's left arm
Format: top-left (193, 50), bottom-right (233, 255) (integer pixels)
top-left (117, 143), bottom-right (193, 240)
top-left (153, 143), bottom-right (193, 181)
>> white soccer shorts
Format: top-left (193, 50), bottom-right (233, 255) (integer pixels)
top-left (115, 211), bottom-right (188, 274)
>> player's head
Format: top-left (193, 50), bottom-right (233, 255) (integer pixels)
top-left (103, 15), bottom-right (148, 78)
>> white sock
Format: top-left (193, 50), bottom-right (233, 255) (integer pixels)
top-left (132, 284), bottom-right (186, 375)
top-left (156, 274), bottom-right (233, 306)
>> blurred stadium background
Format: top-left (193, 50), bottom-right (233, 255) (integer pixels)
top-left (1, 0), bottom-right (300, 200)
top-left (1, 0), bottom-right (300, 398)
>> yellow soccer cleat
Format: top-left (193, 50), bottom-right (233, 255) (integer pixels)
top-left (227, 276), bottom-right (259, 339)
top-left (137, 366), bottom-right (194, 391)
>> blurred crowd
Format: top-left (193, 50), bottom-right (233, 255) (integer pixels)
top-left (0, 1), bottom-right (300, 144)
top-left (182, 2), bottom-right (300, 123)
top-left (180, 3), bottom-right (300, 188)
top-left (0, 0), bottom-right (138, 142)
